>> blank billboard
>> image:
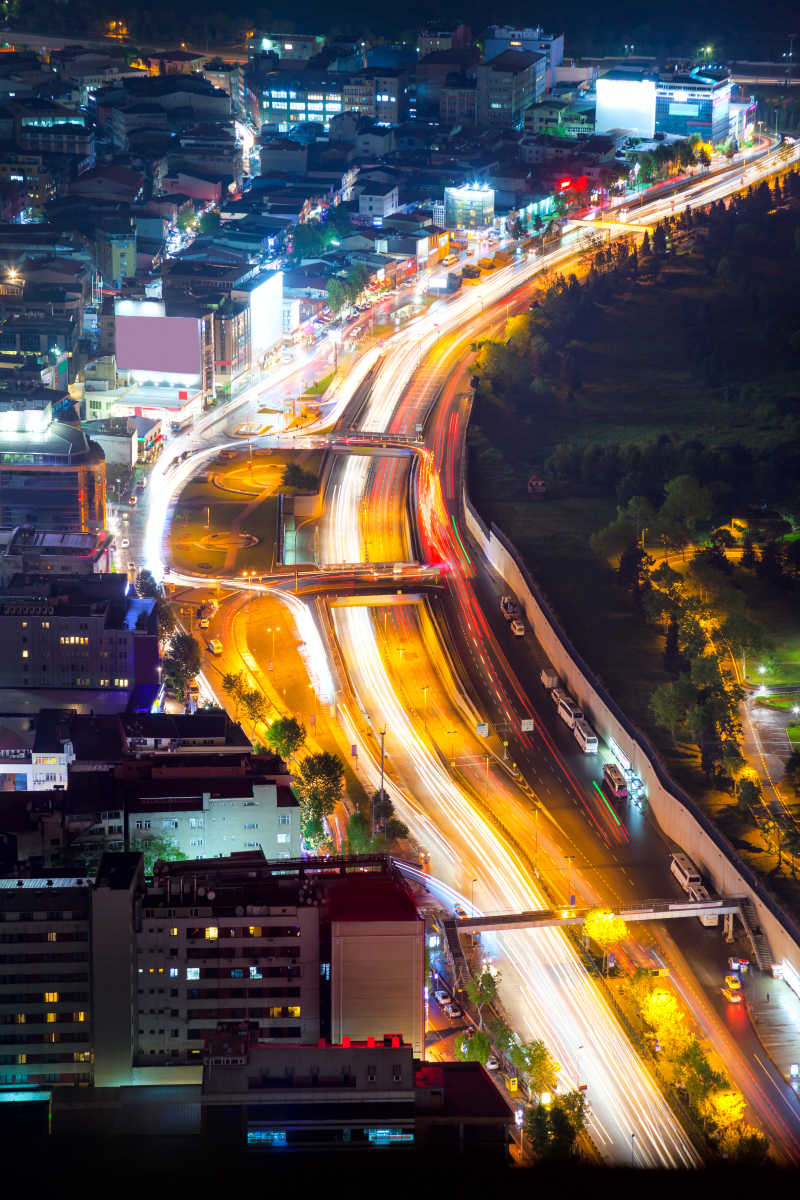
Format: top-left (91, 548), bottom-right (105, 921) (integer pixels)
top-left (249, 271), bottom-right (283, 359)
top-left (596, 76), bottom-right (656, 139)
top-left (115, 314), bottom-right (202, 375)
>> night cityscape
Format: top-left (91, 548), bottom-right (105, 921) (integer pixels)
top-left (0, 0), bottom-right (799, 1188)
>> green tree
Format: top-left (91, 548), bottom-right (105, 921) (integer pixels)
top-left (524, 1092), bottom-right (585, 1161)
top-left (458, 1029), bottom-right (492, 1065)
top-left (487, 1015), bottom-right (513, 1056)
top-left (162, 632), bottom-right (201, 700)
top-left (650, 678), bottom-right (696, 740)
top-left (222, 671), bottom-right (246, 719)
top-left (721, 612), bottom-right (770, 679)
top-left (466, 969), bottom-right (500, 1027)
top-left (295, 751), bottom-right (345, 848)
top-left (198, 210), bottom-right (220, 234)
top-left (242, 688), bottom-right (269, 728)
top-left (660, 474), bottom-right (713, 538)
top-left (344, 810), bottom-right (376, 854)
top-left (510, 1038), bottom-right (560, 1094)
top-left (265, 716), bottom-right (306, 761)
top-left (132, 833), bottom-right (188, 875)
top-left (176, 204), bottom-right (196, 234)
top-left (675, 1038), bottom-right (728, 1107)
top-left (326, 277), bottom-right (348, 313)
top-left (282, 462), bottom-right (319, 490)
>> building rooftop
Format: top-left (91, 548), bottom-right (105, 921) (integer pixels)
top-left (328, 874), bottom-right (421, 923)
top-left (483, 49), bottom-right (544, 72)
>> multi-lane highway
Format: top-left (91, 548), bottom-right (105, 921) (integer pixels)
top-left (143, 138), bottom-right (800, 1165)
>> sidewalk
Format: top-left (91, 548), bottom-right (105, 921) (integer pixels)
top-left (744, 970), bottom-right (800, 1084)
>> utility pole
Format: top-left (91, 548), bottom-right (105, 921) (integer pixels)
top-left (375, 727), bottom-right (386, 838)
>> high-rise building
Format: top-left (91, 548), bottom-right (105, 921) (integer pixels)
top-left (483, 25), bottom-right (564, 77)
top-left (0, 390), bottom-right (106, 534)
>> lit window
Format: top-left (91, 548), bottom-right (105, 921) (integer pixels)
top-left (205, 927), bottom-right (218, 941)
top-left (44, 991), bottom-right (58, 1003)
top-left (277, 833), bottom-right (290, 844)
top-left (169, 968), bottom-right (179, 978)
top-left (287, 1006), bottom-right (301, 1018)
top-left (73, 1011), bottom-right (86, 1023)
top-left (21, 650), bottom-right (28, 658)
top-left (15, 1013), bottom-right (25, 1025)
top-left (186, 967), bottom-right (200, 980)
top-left (47, 931), bottom-right (57, 942)
top-left (170, 927), bottom-right (178, 936)
top-left (46, 1012), bottom-right (57, 1024)
top-left (17, 1053), bottom-right (26, 1065)
top-left (248, 926), bottom-right (261, 937)
top-left (73, 1051), bottom-right (92, 1063)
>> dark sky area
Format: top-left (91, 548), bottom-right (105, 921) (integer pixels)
top-left (25, 0), bottom-right (800, 61)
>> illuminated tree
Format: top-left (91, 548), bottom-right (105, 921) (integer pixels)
top-left (582, 909), bottom-right (628, 973)
top-left (510, 1038), bottom-right (560, 1095)
top-left (466, 968), bottom-right (500, 1027)
top-left (641, 988), bottom-right (692, 1059)
top-left (700, 1088), bottom-right (746, 1133)
top-left (265, 715), bottom-right (307, 762)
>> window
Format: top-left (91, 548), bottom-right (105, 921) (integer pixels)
top-left (135, 820), bottom-right (150, 831)
top-left (248, 926), bottom-right (261, 937)
top-left (47, 931), bottom-right (57, 942)
top-left (205, 927), bottom-right (218, 941)
top-left (17, 1053), bottom-right (26, 1064)
top-left (186, 968), bottom-right (199, 980)
top-left (46, 1012), bottom-right (57, 1024)
top-left (170, 928), bottom-right (178, 937)
top-left (287, 1006), bottom-right (301, 1018)
top-left (278, 814), bottom-right (291, 826)
top-left (44, 991), bottom-right (58, 1003)
top-left (73, 1012), bottom-right (86, 1023)
top-left (15, 1013), bottom-right (25, 1025)
top-left (169, 968), bottom-right (179, 978)
top-left (162, 819), bottom-right (178, 830)
top-left (21, 650), bottom-right (28, 658)
top-left (243, 823), bottom-right (259, 831)
top-left (276, 833), bottom-right (290, 844)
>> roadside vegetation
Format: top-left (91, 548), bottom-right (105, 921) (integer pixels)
top-left (468, 164), bottom-right (800, 914)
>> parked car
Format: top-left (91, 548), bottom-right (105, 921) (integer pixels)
top-left (207, 638), bottom-right (223, 656)
top-left (444, 1003), bottom-right (463, 1019)
top-left (198, 617), bottom-right (210, 629)
top-left (485, 1055), bottom-right (500, 1071)
top-left (434, 990), bottom-right (449, 1007)
top-left (499, 595), bottom-right (518, 620)
top-left (510, 619), bottom-right (525, 638)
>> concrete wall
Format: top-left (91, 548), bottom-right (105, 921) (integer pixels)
top-left (463, 498), bottom-right (800, 976)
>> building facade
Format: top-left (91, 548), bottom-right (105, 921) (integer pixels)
top-left (0, 390), bottom-right (106, 534)
top-left (476, 50), bottom-right (546, 129)
top-left (0, 853), bottom-right (424, 1088)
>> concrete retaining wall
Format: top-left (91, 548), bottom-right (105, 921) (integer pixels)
top-left (464, 498), bottom-right (800, 976)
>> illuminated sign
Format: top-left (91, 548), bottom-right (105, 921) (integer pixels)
top-left (595, 76), bottom-right (656, 138)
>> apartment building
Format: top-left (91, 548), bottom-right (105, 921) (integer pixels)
top-left (0, 853), bottom-right (424, 1089)
top-left (476, 50), bottom-right (546, 129)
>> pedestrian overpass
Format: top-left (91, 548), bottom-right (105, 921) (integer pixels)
top-left (452, 896), bottom-right (742, 933)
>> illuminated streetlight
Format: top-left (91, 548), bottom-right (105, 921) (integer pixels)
top-left (758, 665), bottom-right (766, 675)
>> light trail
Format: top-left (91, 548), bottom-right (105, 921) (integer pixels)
top-left (333, 604), bottom-right (697, 1167)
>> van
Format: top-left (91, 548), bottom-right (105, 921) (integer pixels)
top-left (540, 667), bottom-right (559, 690)
top-left (555, 693), bottom-right (583, 730)
top-left (551, 686), bottom-right (569, 710)
top-left (207, 638), bottom-right (223, 656)
top-left (602, 763), bottom-right (628, 800)
top-left (670, 852), bottom-right (702, 894)
top-left (573, 718), bottom-right (598, 753)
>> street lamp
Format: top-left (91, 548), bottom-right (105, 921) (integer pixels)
top-left (631, 1132), bottom-right (637, 1167)
top-left (471, 877), bottom-right (478, 917)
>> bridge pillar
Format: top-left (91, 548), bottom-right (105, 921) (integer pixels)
top-left (723, 912), bottom-right (735, 943)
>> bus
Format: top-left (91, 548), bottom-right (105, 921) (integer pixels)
top-left (553, 689), bottom-right (583, 730)
top-left (670, 852), bottom-right (702, 895)
top-left (573, 718), bottom-right (598, 753)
